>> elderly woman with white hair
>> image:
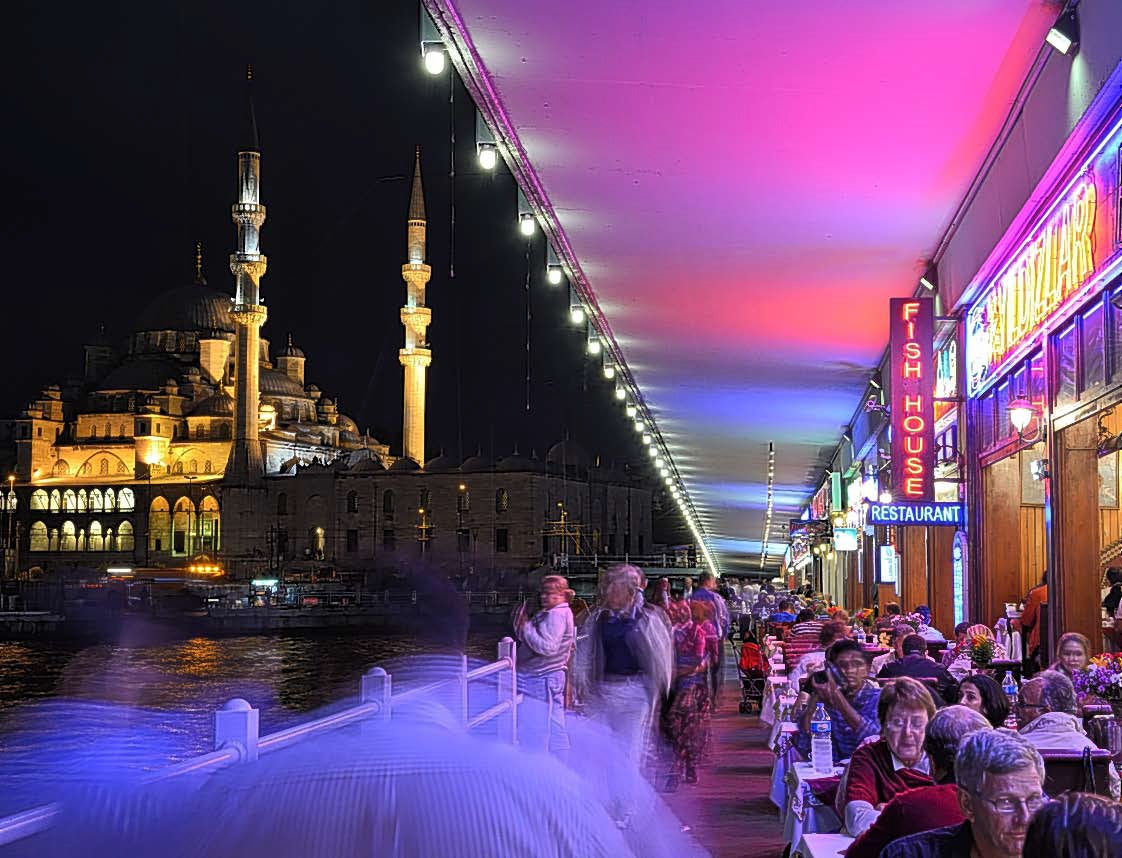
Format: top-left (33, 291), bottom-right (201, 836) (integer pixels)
top-left (573, 564), bottom-right (673, 825)
top-left (515, 574), bottom-right (577, 754)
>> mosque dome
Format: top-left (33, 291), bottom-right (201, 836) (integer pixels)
top-left (460, 452), bottom-right (494, 473)
top-left (351, 456), bottom-right (387, 472)
top-left (190, 392), bottom-right (235, 418)
top-left (276, 334), bottom-right (305, 359)
top-left (425, 451), bottom-right (461, 472)
top-left (336, 414), bottom-right (359, 434)
top-left (136, 284), bottom-right (235, 334)
top-left (97, 358), bottom-right (181, 392)
top-left (389, 457), bottom-right (421, 472)
top-left (497, 451), bottom-right (544, 473)
top-left (259, 367), bottom-right (308, 398)
top-left (545, 440), bottom-right (590, 470)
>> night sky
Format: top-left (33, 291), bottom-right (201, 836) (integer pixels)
top-left (2, 1), bottom-right (677, 536)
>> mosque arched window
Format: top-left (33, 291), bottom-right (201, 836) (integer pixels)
top-left (204, 461), bottom-right (213, 474)
top-left (62, 490), bottom-right (76, 513)
top-left (277, 493), bottom-right (288, 516)
top-left (104, 488), bottom-right (116, 512)
top-left (91, 425), bottom-right (98, 439)
top-left (77, 489), bottom-right (87, 512)
top-left (173, 461), bottom-right (184, 475)
top-left (60, 521), bottom-right (76, 552)
top-left (172, 497), bottom-right (195, 555)
top-left (118, 488), bottom-right (135, 512)
top-left (496, 488), bottom-right (509, 514)
top-left (29, 522), bottom-right (48, 552)
top-left (347, 491), bottom-right (359, 514)
top-left (48, 528), bottom-right (59, 552)
top-left (99, 459), bottom-right (109, 476)
top-left (88, 521), bottom-right (104, 552)
top-left (89, 488), bottom-right (104, 512)
top-left (118, 515), bottom-right (134, 549)
top-left (190, 460), bottom-right (198, 474)
top-left (199, 496), bottom-right (220, 552)
top-left (52, 461), bottom-right (69, 477)
top-left (118, 521), bottom-right (135, 552)
top-left (383, 490), bottom-right (395, 521)
top-left (149, 497), bottom-right (170, 554)
top-left (30, 490), bottom-right (48, 511)
top-left (104, 422), bottom-right (111, 438)
top-left (49, 490), bottom-right (61, 513)
top-left (218, 424), bottom-right (231, 440)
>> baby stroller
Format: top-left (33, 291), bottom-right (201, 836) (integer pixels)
top-left (737, 639), bottom-right (767, 714)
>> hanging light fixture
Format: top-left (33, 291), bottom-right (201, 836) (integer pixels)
top-left (614, 384), bottom-right (626, 401)
top-left (569, 285), bottom-right (585, 324)
top-left (420, 8), bottom-right (446, 74)
top-left (475, 112), bottom-right (498, 170)
top-left (602, 362), bottom-right (616, 380)
top-left (625, 404), bottom-right (637, 419)
top-left (517, 188), bottom-right (536, 237)
top-left (547, 245), bottom-right (565, 285)
top-left (1046, 6), bottom-right (1079, 55)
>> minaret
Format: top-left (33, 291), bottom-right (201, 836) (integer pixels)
top-left (399, 147), bottom-right (432, 465)
top-left (227, 65), bottom-right (268, 480)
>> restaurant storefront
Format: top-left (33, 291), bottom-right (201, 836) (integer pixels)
top-left (964, 97), bottom-right (1122, 654)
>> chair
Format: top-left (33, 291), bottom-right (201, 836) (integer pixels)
top-left (1039, 748), bottom-right (1114, 798)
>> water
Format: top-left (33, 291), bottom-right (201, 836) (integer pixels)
top-left (810, 702), bottom-right (833, 773)
top-left (0, 631), bottom-right (498, 817)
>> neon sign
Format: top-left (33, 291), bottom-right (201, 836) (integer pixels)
top-left (890, 298), bottom-right (935, 501)
top-left (869, 502), bottom-right (964, 526)
top-left (967, 176), bottom-right (1097, 392)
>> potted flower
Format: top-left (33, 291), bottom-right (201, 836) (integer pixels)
top-left (1073, 654), bottom-right (1122, 715)
top-left (969, 634), bottom-right (995, 670)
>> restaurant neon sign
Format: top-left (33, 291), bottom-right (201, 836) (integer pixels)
top-left (890, 297), bottom-right (935, 501)
top-left (967, 176), bottom-right (1097, 392)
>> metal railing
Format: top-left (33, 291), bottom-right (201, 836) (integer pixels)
top-left (0, 637), bottom-right (521, 847)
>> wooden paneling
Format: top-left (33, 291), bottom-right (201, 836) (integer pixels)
top-left (1057, 417), bottom-right (1104, 652)
top-left (982, 455), bottom-right (1023, 627)
top-left (928, 527), bottom-right (955, 634)
top-left (901, 526), bottom-right (927, 613)
top-left (1019, 506), bottom-right (1047, 597)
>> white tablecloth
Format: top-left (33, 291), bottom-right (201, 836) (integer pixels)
top-left (784, 762), bottom-right (843, 846)
top-left (769, 723), bottom-right (799, 811)
top-left (760, 675), bottom-right (788, 727)
top-left (793, 833), bottom-right (855, 858)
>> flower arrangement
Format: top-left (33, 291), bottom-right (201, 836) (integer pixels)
top-left (969, 634), bottom-right (995, 668)
top-left (1073, 654), bottom-right (1122, 702)
top-left (904, 612), bottom-right (930, 633)
top-left (854, 608), bottom-right (875, 628)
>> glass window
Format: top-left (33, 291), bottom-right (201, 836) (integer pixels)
top-left (1056, 322), bottom-right (1078, 407)
top-left (1083, 301), bottom-right (1106, 393)
top-left (979, 394), bottom-right (995, 450)
top-left (383, 490), bottom-right (395, 520)
top-left (495, 528), bottom-right (509, 553)
top-left (347, 491), bottom-right (359, 514)
top-left (495, 488), bottom-right (509, 514)
top-left (996, 381), bottom-right (1011, 444)
top-left (346, 529), bottom-right (359, 553)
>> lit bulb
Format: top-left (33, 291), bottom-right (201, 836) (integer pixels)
top-left (570, 306), bottom-right (585, 325)
top-left (654, 455), bottom-right (663, 467)
top-left (648, 446), bottom-right (658, 458)
top-left (879, 491), bottom-right (892, 504)
top-left (603, 364), bottom-right (616, 380)
top-left (614, 385), bottom-right (626, 401)
top-left (659, 466), bottom-right (669, 477)
top-left (641, 433), bottom-right (651, 444)
top-left (625, 405), bottom-right (637, 418)
top-left (519, 212), bottom-right (536, 237)
top-left (423, 45), bottom-right (446, 75)
top-left (547, 265), bottom-right (563, 285)
top-left (477, 143), bottom-right (497, 170)
top-left (664, 476), bottom-right (672, 486)
top-left (633, 420), bottom-right (644, 432)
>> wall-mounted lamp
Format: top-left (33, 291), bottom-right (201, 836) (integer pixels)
top-left (420, 8), bottom-right (446, 74)
top-left (586, 323), bottom-right (601, 355)
top-left (918, 263), bottom-right (938, 292)
top-left (1046, 6), bottom-right (1079, 55)
top-left (1008, 397), bottom-right (1045, 444)
top-left (569, 286), bottom-right (585, 324)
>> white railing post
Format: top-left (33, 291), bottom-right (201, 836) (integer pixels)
top-left (497, 636), bottom-right (518, 744)
top-left (214, 698), bottom-right (259, 762)
top-left (460, 654), bottom-right (469, 727)
top-left (411, 589), bottom-right (417, 605)
top-left (361, 667), bottom-right (391, 720)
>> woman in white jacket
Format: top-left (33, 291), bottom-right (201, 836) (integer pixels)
top-left (515, 575), bottom-right (576, 754)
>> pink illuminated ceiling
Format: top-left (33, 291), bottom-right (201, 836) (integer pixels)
top-left (431, 0), bottom-right (1057, 573)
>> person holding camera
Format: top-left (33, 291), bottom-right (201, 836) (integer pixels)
top-left (793, 638), bottom-right (881, 765)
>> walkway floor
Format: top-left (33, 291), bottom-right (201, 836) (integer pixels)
top-left (662, 656), bottom-right (788, 858)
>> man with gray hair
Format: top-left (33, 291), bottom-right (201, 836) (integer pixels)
top-left (847, 706), bottom-right (990, 858)
top-left (1017, 669), bottom-right (1120, 799)
top-left (882, 728), bottom-right (1045, 858)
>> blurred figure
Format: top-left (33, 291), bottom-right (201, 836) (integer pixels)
top-left (690, 571), bottom-right (730, 699)
top-left (883, 728), bottom-right (1045, 858)
top-left (1024, 792), bottom-right (1122, 858)
top-left (515, 574), bottom-right (576, 754)
top-left (941, 622), bottom-right (972, 668)
top-left (847, 706), bottom-right (991, 858)
top-left (957, 675), bottom-right (1011, 728)
top-left (659, 599), bottom-right (712, 791)
top-left (573, 564), bottom-right (672, 827)
top-left (1050, 632), bottom-right (1091, 681)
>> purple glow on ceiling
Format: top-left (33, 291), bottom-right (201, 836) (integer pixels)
top-left (432, 0), bottom-right (1055, 570)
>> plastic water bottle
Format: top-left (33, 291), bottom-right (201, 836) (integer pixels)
top-left (1002, 671), bottom-right (1019, 727)
top-left (810, 703), bottom-right (833, 774)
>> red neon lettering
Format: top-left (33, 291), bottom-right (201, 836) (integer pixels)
top-left (905, 457), bottom-right (924, 476)
top-left (903, 415), bottom-right (925, 433)
top-left (903, 362), bottom-right (921, 378)
top-left (904, 395), bottom-right (922, 413)
top-left (904, 342), bottom-right (922, 360)
top-left (904, 477), bottom-right (924, 496)
top-left (904, 436), bottom-right (925, 454)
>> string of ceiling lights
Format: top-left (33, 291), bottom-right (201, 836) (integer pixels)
top-left (759, 442), bottom-right (775, 569)
top-left (418, 2), bottom-right (718, 575)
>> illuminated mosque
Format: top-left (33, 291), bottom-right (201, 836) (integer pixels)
top-left (0, 77), bottom-right (653, 581)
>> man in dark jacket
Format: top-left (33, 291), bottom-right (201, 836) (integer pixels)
top-left (878, 635), bottom-right (957, 705)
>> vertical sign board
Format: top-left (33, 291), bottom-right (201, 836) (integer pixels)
top-left (889, 298), bottom-right (935, 501)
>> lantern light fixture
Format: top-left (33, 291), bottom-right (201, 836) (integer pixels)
top-left (634, 419), bottom-right (644, 433)
top-left (603, 362), bottom-right (616, 380)
top-left (614, 384), bottom-right (626, 401)
top-left (569, 286), bottom-right (585, 325)
top-left (625, 404), bottom-right (637, 419)
top-left (420, 8), bottom-right (446, 74)
top-left (1008, 397), bottom-right (1045, 444)
top-left (517, 188), bottom-right (536, 237)
top-left (547, 245), bottom-right (565, 285)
